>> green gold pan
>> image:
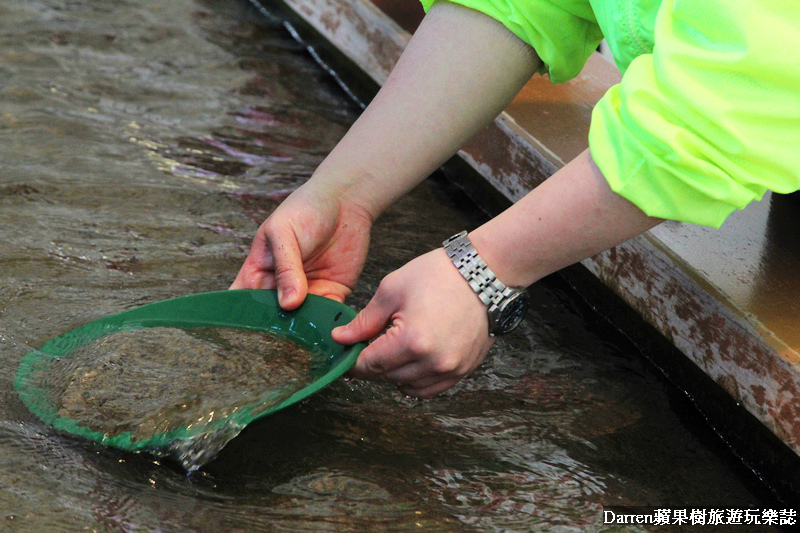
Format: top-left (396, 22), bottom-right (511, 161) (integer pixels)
top-left (14, 289), bottom-right (364, 453)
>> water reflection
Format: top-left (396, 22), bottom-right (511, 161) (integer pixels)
top-left (0, 0), bottom-right (780, 530)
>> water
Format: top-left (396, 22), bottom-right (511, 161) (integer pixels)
top-left (0, 0), bottom-right (782, 530)
top-left (22, 326), bottom-right (316, 471)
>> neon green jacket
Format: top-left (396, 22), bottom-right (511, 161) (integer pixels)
top-left (420, 0), bottom-right (800, 227)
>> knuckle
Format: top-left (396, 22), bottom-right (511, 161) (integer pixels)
top-left (351, 309), bottom-right (374, 333)
top-left (361, 355), bottom-right (388, 376)
top-left (263, 218), bottom-right (296, 250)
top-left (274, 262), bottom-right (297, 282)
top-left (261, 215), bottom-right (281, 236)
top-left (430, 355), bottom-right (460, 375)
top-left (376, 272), bottom-right (401, 297)
top-left (406, 331), bottom-right (435, 357)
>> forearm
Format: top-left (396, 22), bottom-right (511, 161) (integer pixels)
top-left (309, 1), bottom-right (541, 219)
top-left (469, 149), bottom-right (663, 287)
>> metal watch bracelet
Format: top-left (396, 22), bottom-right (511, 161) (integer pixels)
top-left (443, 230), bottom-right (523, 317)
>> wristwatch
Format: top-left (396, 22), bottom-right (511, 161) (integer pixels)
top-left (443, 231), bottom-right (530, 336)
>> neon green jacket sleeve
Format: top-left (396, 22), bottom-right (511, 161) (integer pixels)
top-left (590, 0), bottom-right (800, 227)
top-left (419, 0), bottom-right (604, 83)
top-left (421, 0), bottom-right (800, 227)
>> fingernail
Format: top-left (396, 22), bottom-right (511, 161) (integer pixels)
top-left (279, 287), bottom-right (295, 304)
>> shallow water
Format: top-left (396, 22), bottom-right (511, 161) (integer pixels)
top-left (0, 0), bottom-right (782, 530)
top-left (23, 326), bottom-right (316, 470)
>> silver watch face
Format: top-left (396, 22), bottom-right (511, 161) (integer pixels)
top-left (492, 291), bottom-right (530, 335)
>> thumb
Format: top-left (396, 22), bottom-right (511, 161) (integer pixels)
top-left (332, 293), bottom-right (394, 345)
top-left (269, 227), bottom-right (308, 310)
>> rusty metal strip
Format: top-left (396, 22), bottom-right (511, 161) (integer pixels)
top-left (279, 0), bottom-right (408, 85)
top-left (585, 235), bottom-right (800, 452)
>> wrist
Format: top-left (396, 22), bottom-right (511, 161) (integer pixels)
top-left (307, 159), bottom-right (391, 222)
top-left (467, 228), bottom-right (535, 290)
top-left (443, 231), bottom-right (530, 336)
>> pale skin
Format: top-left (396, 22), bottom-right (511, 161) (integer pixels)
top-left (231, 2), bottom-right (662, 398)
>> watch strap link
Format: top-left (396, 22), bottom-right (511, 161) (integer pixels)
top-left (443, 231), bottom-right (511, 314)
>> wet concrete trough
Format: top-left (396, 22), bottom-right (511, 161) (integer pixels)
top-left (254, 0), bottom-right (800, 503)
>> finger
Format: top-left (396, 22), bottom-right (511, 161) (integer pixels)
top-left (384, 346), bottom-right (488, 390)
top-left (229, 259), bottom-right (275, 290)
top-left (229, 233), bottom-right (276, 290)
top-left (307, 278), bottom-right (352, 303)
top-left (399, 377), bottom-right (461, 399)
top-left (331, 290), bottom-right (395, 346)
top-left (267, 225), bottom-right (308, 310)
top-left (346, 327), bottom-right (419, 380)
top-left (383, 361), bottom-right (444, 388)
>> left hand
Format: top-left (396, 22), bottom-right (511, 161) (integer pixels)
top-left (332, 248), bottom-right (494, 398)
top-left (230, 184), bottom-right (372, 309)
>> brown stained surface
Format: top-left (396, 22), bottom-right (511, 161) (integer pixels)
top-left (283, 0), bottom-right (409, 84)
top-left (651, 193), bottom-right (800, 353)
top-left (585, 236), bottom-right (800, 451)
top-left (370, 0), bottom-right (425, 33)
top-left (505, 54), bottom-right (621, 163)
top-left (459, 117), bottom-right (558, 202)
top-left (287, 0), bottom-right (800, 456)
top-left (641, 195), bottom-right (800, 450)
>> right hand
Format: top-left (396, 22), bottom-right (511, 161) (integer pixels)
top-left (333, 247), bottom-right (494, 398)
top-left (230, 184), bottom-right (373, 310)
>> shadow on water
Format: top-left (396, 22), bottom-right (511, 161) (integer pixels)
top-left (0, 0), bottom-right (790, 530)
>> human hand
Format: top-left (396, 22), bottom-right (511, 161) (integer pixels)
top-left (230, 184), bottom-right (372, 310)
top-left (333, 247), bottom-right (494, 398)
